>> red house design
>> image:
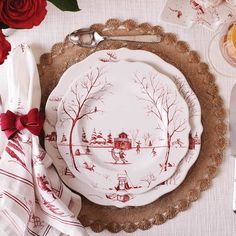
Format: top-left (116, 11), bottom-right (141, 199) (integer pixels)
top-left (189, 132), bottom-right (201, 150)
top-left (114, 132), bottom-right (132, 150)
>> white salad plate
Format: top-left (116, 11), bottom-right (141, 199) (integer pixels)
top-left (44, 48), bottom-right (203, 207)
top-left (55, 60), bottom-right (190, 195)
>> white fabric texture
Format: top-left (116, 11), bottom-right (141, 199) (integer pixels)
top-left (0, 0), bottom-right (235, 235)
top-left (0, 45), bottom-right (87, 236)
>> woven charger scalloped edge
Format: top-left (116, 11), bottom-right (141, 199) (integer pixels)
top-left (38, 19), bottom-right (227, 233)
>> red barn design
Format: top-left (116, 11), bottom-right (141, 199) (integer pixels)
top-left (114, 132), bottom-right (132, 150)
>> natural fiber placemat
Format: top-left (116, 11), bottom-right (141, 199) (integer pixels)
top-left (38, 19), bottom-right (227, 233)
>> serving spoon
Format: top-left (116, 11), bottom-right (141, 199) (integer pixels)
top-left (68, 28), bottom-right (162, 48)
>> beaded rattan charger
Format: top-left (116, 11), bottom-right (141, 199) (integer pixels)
top-left (38, 19), bottom-right (227, 233)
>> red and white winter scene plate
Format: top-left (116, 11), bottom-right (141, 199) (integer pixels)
top-left (160, 0), bottom-right (235, 31)
top-left (44, 48), bottom-right (203, 207)
top-left (55, 60), bottom-right (190, 195)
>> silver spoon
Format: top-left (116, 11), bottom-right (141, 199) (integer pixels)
top-left (68, 28), bottom-right (162, 48)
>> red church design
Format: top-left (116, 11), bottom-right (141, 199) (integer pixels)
top-left (114, 132), bottom-right (132, 150)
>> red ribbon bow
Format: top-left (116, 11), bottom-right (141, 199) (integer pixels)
top-left (0, 108), bottom-right (45, 139)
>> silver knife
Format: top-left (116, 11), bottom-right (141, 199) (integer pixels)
top-left (229, 83), bottom-right (236, 213)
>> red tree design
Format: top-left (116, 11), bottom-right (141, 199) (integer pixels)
top-left (134, 73), bottom-right (187, 171)
top-left (99, 52), bottom-right (117, 62)
top-left (60, 67), bottom-right (112, 172)
top-left (141, 173), bottom-right (157, 188)
top-left (142, 132), bottom-right (151, 146)
top-left (130, 129), bottom-right (139, 144)
top-left (90, 128), bottom-right (97, 144)
top-left (174, 76), bottom-right (200, 117)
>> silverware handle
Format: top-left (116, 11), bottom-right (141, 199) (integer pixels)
top-left (233, 158), bottom-right (236, 212)
top-left (105, 35), bottom-right (162, 43)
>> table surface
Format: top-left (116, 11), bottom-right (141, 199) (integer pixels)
top-left (0, 1), bottom-right (235, 235)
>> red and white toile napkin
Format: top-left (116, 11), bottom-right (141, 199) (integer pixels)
top-left (0, 45), bottom-right (87, 236)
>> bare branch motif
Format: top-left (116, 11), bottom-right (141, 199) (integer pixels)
top-left (141, 173), bottom-right (157, 188)
top-left (134, 72), bottom-right (187, 171)
top-left (60, 67), bottom-right (112, 172)
top-left (129, 129), bottom-right (139, 144)
top-left (142, 132), bottom-right (152, 146)
top-left (174, 76), bottom-right (200, 117)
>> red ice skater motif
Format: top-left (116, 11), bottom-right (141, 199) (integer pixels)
top-left (172, 138), bottom-right (184, 147)
top-left (85, 145), bottom-right (91, 155)
top-left (169, 8), bottom-right (183, 18)
top-left (135, 73), bottom-right (187, 172)
top-left (152, 147), bottom-right (157, 157)
top-left (60, 67), bottom-right (112, 172)
top-left (110, 148), bottom-right (128, 164)
top-left (119, 149), bottom-right (128, 163)
top-left (136, 141), bottom-right (141, 154)
top-left (160, 162), bottom-right (175, 169)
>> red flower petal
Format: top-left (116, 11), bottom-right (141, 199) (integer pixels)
top-left (0, 30), bottom-right (11, 65)
top-left (0, 0), bottom-right (47, 29)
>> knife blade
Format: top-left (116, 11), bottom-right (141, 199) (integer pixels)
top-left (229, 83), bottom-right (236, 213)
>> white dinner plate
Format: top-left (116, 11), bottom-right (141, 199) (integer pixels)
top-left (44, 48), bottom-right (203, 207)
top-left (55, 60), bottom-right (190, 195)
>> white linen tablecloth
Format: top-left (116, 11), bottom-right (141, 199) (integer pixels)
top-left (0, 0), bottom-right (235, 235)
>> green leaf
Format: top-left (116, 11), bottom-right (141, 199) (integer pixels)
top-left (48, 0), bottom-right (80, 12)
top-left (0, 22), bottom-right (9, 29)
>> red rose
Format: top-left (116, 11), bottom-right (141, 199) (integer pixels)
top-left (0, 30), bottom-right (11, 65)
top-left (0, 0), bottom-right (47, 29)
